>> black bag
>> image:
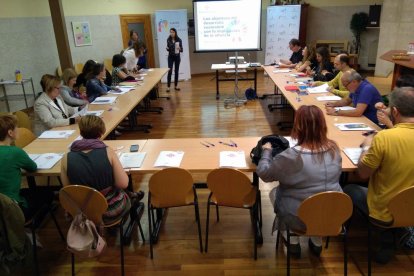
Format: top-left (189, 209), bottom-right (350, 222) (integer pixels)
top-left (245, 88), bottom-right (257, 100)
top-left (250, 135), bottom-right (290, 165)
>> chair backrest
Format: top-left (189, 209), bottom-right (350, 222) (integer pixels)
top-left (15, 127), bottom-right (36, 148)
top-left (207, 168), bottom-right (256, 208)
top-left (74, 63), bottom-right (84, 75)
top-left (56, 65), bottom-right (63, 77)
top-left (59, 185), bottom-right (108, 225)
top-left (104, 59), bottom-right (113, 74)
top-left (14, 110), bottom-right (32, 130)
top-left (297, 191), bottom-right (353, 236)
top-left (148, 168), bottom-right (194, 208)
top-left (388, 186), bottom-right (414, 227)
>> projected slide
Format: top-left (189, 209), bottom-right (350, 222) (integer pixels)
top-left (194, 0), bottom-right (262, 52)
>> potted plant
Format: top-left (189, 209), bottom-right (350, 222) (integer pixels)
top-left (350, 12), bottom-right (369, 54)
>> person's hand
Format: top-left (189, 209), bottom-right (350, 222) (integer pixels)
top-left (377, 109), bottom-right (393, 128)
top-left (327, 86), bottom-right (334, 93)
top-left (325, 101), bottom-right (335, 107)
top-left (375, 102), bottom-right (386, 110)
top-left (262, 142), bottom-right (272, 150)
top-left (321, 69), bottom-right (328, 75)
top-left (325, 106), bottom-right (336, 115)
top-left (310, 82), bottom-right (317, 87)
top-left (361, 132), bottom-right (376, 148)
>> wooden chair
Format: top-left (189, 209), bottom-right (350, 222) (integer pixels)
top-left (276, 191), bottom-right (353, 276)
top-left (104, 59), bottom-right (113, 75)
top-left (147, 168), bottom-right (203, 259)
top-left (367, 186), bottom-right (414, 276)
top-left (15, 127), bottom-right (36, 148)
top-left (57, 65), bottom-right (63, 77)
top-left (14, 110), bottom-right (32, 130)
top-left (205, 168), bottom-right (259, 260)
top-left (74, 63), bottom-right (84, 75)
top-left (59, 185), bottom-right (129, 276)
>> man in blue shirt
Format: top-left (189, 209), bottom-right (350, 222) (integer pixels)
top-left (325, 70), bottom-right (382, 124)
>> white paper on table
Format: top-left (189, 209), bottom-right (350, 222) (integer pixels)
top-left (219, 151), bottom-right (247, 168)
top-left (108, 87), bottom-right (134, 95)
top-left (295, 77), bottom-right (313, 83)
top-left (90, 96), bottom-right (117, 105)
top-left (118, 85), bottom-right (135, 88)
top-left (119, 152), bottom-right (146, 168)
top-left (70, 105), bottom-right (88, 118)
top-left (38, 130), bottom-right (75, 139)
top-left (153, 151), bottom-right (184, 167)
top-left (335, 106), bottom-right (356, 111)
top-left (85, 110), bottom-right (104, 117)
top-left (306, 83), bottom-right (329, 94)
top-left (284, 136), bottom-right (298, 148)
top-left (316, 95), bottom-right (341, 101)
top-left (28, 153), bottom-right (64, 169)
top-left (335, 123), bottom-right (373, 131)
top-left (343, 148), bottom-right (363, 165)
top-left (273, 69), bottom-right (291, 73)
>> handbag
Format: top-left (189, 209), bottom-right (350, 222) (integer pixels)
top-left (61, 190), bottom-right (106, 258)
top-left (250, 135), bottom-right (290, 165)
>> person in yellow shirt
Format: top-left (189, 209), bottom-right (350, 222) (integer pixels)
top-left (312, 54), bottom-right (351, 98)
top-left (344, 86), bottom-right (414, 264)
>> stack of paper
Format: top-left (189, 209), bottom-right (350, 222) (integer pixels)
top-left (335, 106), bottom-right (356, 111)
top-left (306, 83), bottom-right (329, 94)
top-left (85, 110), bottom-right (104, 116)
top-left (316, 95), bottom-right (341, 101)
top-left (153, 151), bottom-right (184, 167)
top-left (335, 123), bottom-right (373, 131)
top-left (108, 87), bottom-right (134, 95)
top-left (90, 96), bottom-right (117, 105)
top-left (343, 148), bottom-right (363, 165)
top-left (273, 69), bottom-right (291, 73)
top-left (38, 130), bottom-right (75, 139)
top-left (28, 153), bottom-right (64, 169)
top-left (119, 152), bottom-right (146, 168)
top-left (219, 151), bottom-right (247, 168)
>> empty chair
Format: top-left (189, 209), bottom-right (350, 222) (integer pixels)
top-left (276, 191), bottom-right (353, 276)
top-left (147, 167), bottom-right (203, 259)
top-left (205, 168), bottom-right (259, 259)
top-left (14, 127), bottom-right (36, 148)
top-left (14, 110), bottom-right (32, 130)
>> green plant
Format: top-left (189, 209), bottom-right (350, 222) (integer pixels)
top-left (350, 12), bottom-right (369, 54)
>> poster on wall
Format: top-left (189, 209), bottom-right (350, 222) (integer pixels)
top-left (72, 22), bottom-right (92, 47)
top-left (155, 10), bottom-right (191, 83)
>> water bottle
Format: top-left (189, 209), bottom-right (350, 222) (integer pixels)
top-left (15, 70), bottom-right (22, 82)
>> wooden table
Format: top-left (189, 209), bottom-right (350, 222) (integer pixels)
top-left (380, 50), bottom-right (414, 89)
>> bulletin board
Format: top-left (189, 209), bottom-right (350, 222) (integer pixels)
top-left (72, 21), bottom-right (92, 47)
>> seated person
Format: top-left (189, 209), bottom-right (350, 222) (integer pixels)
top-left (111, 54), bottom-right (136, 86)
top-left (75, 59), bottom-right (96, 91)
top-left (311, 46), bottom-right (334, 82)
top-left (344, 86), bottom-right (414, 264)
top-left (60, 68), bottom-right (89, 107)
top-left (312, 54), bottom-right (351, 98)
top-left (0, 115), bottom-right (53, 221)
top-left (279, 38), bottom-right (303, 69)
top-left (33, 74), bottom-right (80, 136)
top-left (294, 44), bottom-right (316, 73)
top-left (86, 63), bottom-right (119, 102)
top-left (325, 70), bottom-right (383, 124)
top-left (256, 105), bottom-right (342, 258)
top-left (123, 41), bottom-right (146, 73)
top-left (60, 115), bottom-right (144, 224)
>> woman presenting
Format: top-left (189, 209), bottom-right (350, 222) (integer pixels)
top-left (166, 28), bottom-right (183, 92)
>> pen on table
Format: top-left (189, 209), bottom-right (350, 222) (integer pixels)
top-left (200, 142), bottom-right (209, 148)
top-left (219, 141), bottom-right (234, 147)
top-left (205, 141), bottom-right (215, 146)
top-left (230, 139), bottom-right (237, 147)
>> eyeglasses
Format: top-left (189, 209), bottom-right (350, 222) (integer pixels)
top-left (342, 81), bottom-right (351, 88)
top-left (54, 86), bottom-right (61, 90)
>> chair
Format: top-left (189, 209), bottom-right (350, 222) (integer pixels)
top-left (147, 168), bottom-right (203, 259)
top-left (60, 185), bottom-right (134, 276)
top-left (15, 127), bottom-right (36, 148)
top-left (14, 110), bottom-right (32, 130)
top-left (205, 168), bottom-right (259, 260)
top-left (276, 191), bottom-right (353, 276)
top-left (367, 186), bottom-right (414, 276)
top-left (57, 66), bottom-right (63, 77)
top-left (104, 59), bottom-right (113, 74)
top-left (74, 63), bottom-right (84, 75)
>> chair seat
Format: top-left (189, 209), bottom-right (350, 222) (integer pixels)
top-left (210, 188), bottom-right (257, 208)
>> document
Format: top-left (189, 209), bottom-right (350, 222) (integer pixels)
top-left (85, 110), bottom-right (104, 117)
top-left (306, 83), bottom-right (329, 94)
top-left (70, 105), bottom-right (88, 118)
top-left (38, 130), bottom-right (75, 139)
top-left (119, 152), bottom-right (146, 168)
top-left (28, 153), bottom-right (64, 169)
top-left (219, 151), bottom-right (247, 168)
top-left (316, 95), bottom-right (341, 101)
top-left (153, 151), bottom-right (184, 167)
top-left (343, 148), bottom-right (363, 165)
top-left (335, 106), bottom-right (356, 111)
top-left (108, 87), bottom-right (134, 95)
top-left (335, 123), bottom-right (373, 131)
top-left (90, 96), bottom-right (117, 105)
top-left (273, 69), bottom-right (291, 73)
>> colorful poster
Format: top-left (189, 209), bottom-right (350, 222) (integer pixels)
top-left (72, 22), bottom-right (92, 47)
top-left (155, 10), bottom-right (191, 83)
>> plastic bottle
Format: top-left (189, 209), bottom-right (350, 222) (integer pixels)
top-left (15, 70), bottom-right (22, 82)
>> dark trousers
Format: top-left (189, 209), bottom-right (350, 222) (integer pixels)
top-left (19, 187), bottom-right (54, 222)
top-left (167, 55), bottom-right (181, 87)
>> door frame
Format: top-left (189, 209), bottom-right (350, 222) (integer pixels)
top-left (119, 14), bottom-right (155, 68)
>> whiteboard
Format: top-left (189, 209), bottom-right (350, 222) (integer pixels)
top-left (265, 5), bottom-right (301, 65)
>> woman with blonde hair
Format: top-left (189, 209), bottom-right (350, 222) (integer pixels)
top-left (60, 68), bottom-right (88, 107)
top-left (295, 44), bottom-right (316, 73)
top-left (257, 105), bottom-right (342, 258)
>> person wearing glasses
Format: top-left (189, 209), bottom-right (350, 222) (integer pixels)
top-left (33, 74), bottom-right (81, 136)
top-left (324, 70), bottom-right (382, 124)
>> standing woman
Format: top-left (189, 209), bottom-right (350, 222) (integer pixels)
top-left (166, 28), bottom-right (183, 92)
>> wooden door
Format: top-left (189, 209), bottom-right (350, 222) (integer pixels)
top-left (120, 15), bottom-right (155, 68)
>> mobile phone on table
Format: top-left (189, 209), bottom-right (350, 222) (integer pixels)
top-left (130, 144), bottom-right (139, 152)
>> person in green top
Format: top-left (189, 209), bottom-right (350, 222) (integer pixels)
top-left (312, 54), bottom-right (351, 98)
top-left (0, 115), bottom-right (53, 221)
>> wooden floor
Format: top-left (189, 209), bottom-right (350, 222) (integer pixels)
top-left (16, 73), bottom-right (414, 275)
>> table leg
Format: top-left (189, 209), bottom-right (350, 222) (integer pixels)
top-left (254, 68), bottom-right (257, 94)
top-left (252, 172), bottom-right (263, 244)
top-left (1, 84), bottom-right (10, 112)
top-left (216, 70), bottom-right (219, 100)
top-left (21, 81), bottom-right (28, 109)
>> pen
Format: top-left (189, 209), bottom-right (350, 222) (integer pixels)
top-left (200, 142), bottom-right (209, 148)
top-left (230, 139), bottom-right (237, 147)
top-left (205, 141), bottom-right (215, 146)
top-left (219, 141), bottom-right (234, 147)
